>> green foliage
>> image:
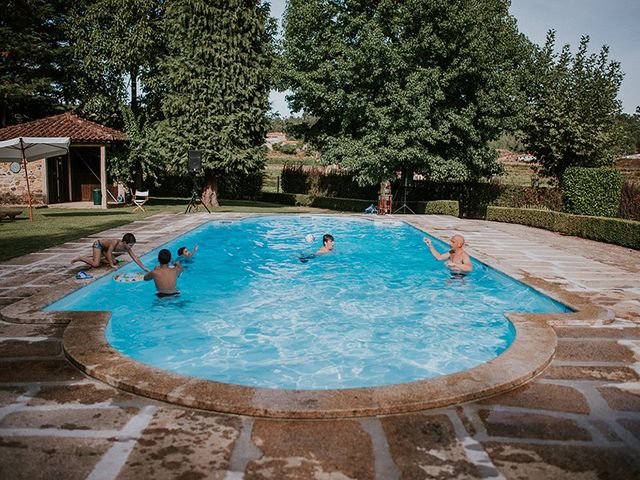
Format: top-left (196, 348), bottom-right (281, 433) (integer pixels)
top-left (267, 114), bottom-right (317, 140)
top-left (67, 0), bottom-right (164, 118)
top-left (615, 111), bottom-right (640, 154)
top-left (620, 180), bottom-right (640, 221)
top-left (273, 142), bottom-right (299, 155)
top-left (562, 167), bottom-right (623, 217)
top-left (422, 200), bottom-right (459, 217)
top-left (0, 0), bottom-right (77, 126)
top-left (522, 33), bottom-right (624, 181)
top-left (107, 107), bottom-right (164, 190)
top-left (487, 206), bottom-right (640, 250)
top-left (261, 192), bottom-right (459, 216)
top-left (488, 133), bottom-right (525, 152)
top-left (149, 0), bottom-right (275, 199)
top-left (281, 164), bottom-right (310, 194)
top-left (279, 0), bottom-right (528, 185)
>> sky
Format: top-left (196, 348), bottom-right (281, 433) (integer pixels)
top-left (268, 0), bottom-right (640, 117)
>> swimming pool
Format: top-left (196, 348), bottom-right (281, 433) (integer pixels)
top-left (48, 215), bottom-right (569, 390)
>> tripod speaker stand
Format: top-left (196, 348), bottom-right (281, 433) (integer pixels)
top-left (393, 169), bottom-right (415, 214)
top-left (184, 150), bottom-right (211, 214)
top-left (185, 173), bottom-right (211, 214)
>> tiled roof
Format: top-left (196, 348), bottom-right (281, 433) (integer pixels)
top-left (0, 112), bottom-right (128, 143)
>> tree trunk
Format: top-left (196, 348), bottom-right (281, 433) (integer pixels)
top-left (202, 171), bottom-right (220, 208)
top-left (130, 68), bottom-right (138, 116)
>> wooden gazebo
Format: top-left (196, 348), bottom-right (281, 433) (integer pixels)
top-left (0, 113), bottom-right (128, 208)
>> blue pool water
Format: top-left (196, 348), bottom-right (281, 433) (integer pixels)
top-left (48, 216), bottom-right (570, 390)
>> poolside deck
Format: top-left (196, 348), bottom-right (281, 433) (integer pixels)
top-left (1, 212), bottom-right (639, 479)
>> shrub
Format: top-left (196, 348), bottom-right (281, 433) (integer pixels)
top-left (217, 171), bottom-right (263, 199)
top-left (562, 167), bottom-right (623, 217)
top-left (408, 200), bottom-right (459, 216)
top-left (487, 206), bottom-right (640, 249)
top-left (273, 142), bottom-right (299, 155)
top-left (620, 180), bottom-right (640, 221)
top-left (281, 163), bottom-right (310, 193)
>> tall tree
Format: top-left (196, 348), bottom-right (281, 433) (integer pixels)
top-left (522, 32), bottom-right (624, 182)
top-left (279, 0), bottom-right (530, 184)
top-left (67, 0), bottom-right (164, 124)
top-left (0, 0), bottom-right (77, 127)
top-left (150, 0), bottom-right (275, 207)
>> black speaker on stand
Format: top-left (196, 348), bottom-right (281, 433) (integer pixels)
top-left (393, 167), bottom-right (415, 214)
top-left (185, 150), bottom-right (211, 214)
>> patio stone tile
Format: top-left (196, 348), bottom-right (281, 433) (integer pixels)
top-left (554, 340), bottom-right (636, 363)
top-left (589, 419), bottom-right (622, 442)
top-left (0, 297), bottom-right (23, 308)
top-left (0, 253), bottom-right (50, 266)
top-left (555, 327), bottom-right (640, 339)
top-left (0, 359), bottom-right (84, 383)
top-left (381, 413), bottom-right (482, 479)
top-left (478, 383), bottom-right (590, 414)
top-left (0, 339), bottom-right (61, 358)
top-left (478, 410), bottom-right (591, 441)
top-left (0, 437), bottom-right (112, 480)
top-left (598, 386), bottom-right (640, 412)
top-left (117, 408), bottom-right (240, 480)
top-left (0, 407), bottom-right (137, 430)
top-left (27, 383), bottom-right (135, 406)
top-left (247, 419), bottom-right (375, 480)
top-left (0, 386), bottom-right (27, 405)
top-left (542, 365), bottom-right (640, 382)
top-left (618, 419), bottom-right (640, 441)
top-left (483, 442), bottom-right (640, 479)
top-left (0, 323), bottom-right (64, 338)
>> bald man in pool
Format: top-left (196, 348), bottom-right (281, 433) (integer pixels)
top-left (423, 234), bottom-right (472, 275)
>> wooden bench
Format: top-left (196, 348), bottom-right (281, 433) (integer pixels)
top-left (0, 209), bottom-right (23, 221)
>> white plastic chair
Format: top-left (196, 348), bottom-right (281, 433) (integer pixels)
top-left (132, 190), bottom-right (149, 212)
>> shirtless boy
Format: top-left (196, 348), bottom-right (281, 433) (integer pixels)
top-left (144, 249), bottom-right (183, 297)
top-left (72, 233), bottom-right (149, 272)
top-left (315, 234), bottom-right (335, 255)
top-left (423, 234), bottom-right (472, 274)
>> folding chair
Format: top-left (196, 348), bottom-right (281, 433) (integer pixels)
top-left (132, 190), bottom-right (149, 212)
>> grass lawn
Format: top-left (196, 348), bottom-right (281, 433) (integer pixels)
top-left (0, 198), bottom-right (328, 262)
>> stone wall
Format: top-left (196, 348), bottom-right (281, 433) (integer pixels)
top-left (0, 160), bottom-right (46, 205)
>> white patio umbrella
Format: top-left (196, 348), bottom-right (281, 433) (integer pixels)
top-left (0, 137), bottom-right (71, 221)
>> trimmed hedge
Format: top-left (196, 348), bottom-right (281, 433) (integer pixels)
top-left (421, 200), bottom-right (459, 216)
top-left (260, 192), bottom-right (460, 216)
top-left (487, 206), bottom-right (640, 250)
top-left (562, 167), bottom-right (623, 217)
top-left (280, 165), bottom-right (560, 218)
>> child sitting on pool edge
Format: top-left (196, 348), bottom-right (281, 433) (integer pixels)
top-left (423, 234), bottom-right (472, 276)
top-left (144, 249), bottom-right (183, 297)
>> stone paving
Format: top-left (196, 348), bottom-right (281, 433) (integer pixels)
top-left (0, 212), bottom-right (639, 479)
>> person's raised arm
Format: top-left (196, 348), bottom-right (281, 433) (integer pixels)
top-left (423, 237), bottom-right (449, 261)
top-left (143, 269), bottom-right (155, 281)
top-left (173, 261), bottom-right (184, 276)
